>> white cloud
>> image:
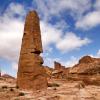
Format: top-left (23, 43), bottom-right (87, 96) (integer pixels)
top-left (41, 24), bottom-right (91, 67)
top-left (76, 11), bottom-right (100, 30)
top-left (94, 0), bottom-right (100, 10)
top-left (89, 49), bottom-right (100, 58)
top-left (4, 3), bottom-right (25, 18)
top-left (34, 0), bottom-right (91, 20)
top-left (40, 21), bottom-right (62, 50)
top-left (0, 3), bottom-right (24, 62)
top-left (41, 21), bottom-right (91, 53)
top-left (0, 20), bottom-right (23, 62)
top-left (62, 56), bottom-right (79, 67)
top-left (54, 20), bottom-right (69, 30)
top-left (97, 49), bottom-right (100, 57)
top-left (76, 0), bottom-right (100, 30)
top-left (0, 3), bottom-right (25, 76)
top-left (56, 32), bottom-right (91, 53)
top-left (12, 62), bottom-right (18, 71)
top-left (0, 2), bottom-right (92, 74)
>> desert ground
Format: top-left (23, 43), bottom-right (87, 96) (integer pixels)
top-left (0, 75), bottom-right (100, 100)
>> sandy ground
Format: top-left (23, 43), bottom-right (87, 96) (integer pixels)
top-left (0, 78), bottom-right (100, 100)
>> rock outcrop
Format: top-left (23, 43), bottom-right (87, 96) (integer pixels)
top-left (2, 74), bottom-right (15, 80)
top-left (0, 70), bottom-right (1, 77)
top-left (52, 62), bottom-right (64, 79)
top-left (54, 61), bottom-right (65, 71)
top-left (79, 56), bottom-right (94, 64)
top-left (44, 66), bottom-right (53, 78)
top-left (70, 56), bottom-right (100, 74)
top-left (17, 11), bottom-right (47, 90)
top-left (51, 61), bottom-right (70, 79)
top-left (69, 56), bottom-right (100, 85)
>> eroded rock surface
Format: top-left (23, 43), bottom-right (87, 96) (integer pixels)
top-left (1, 77), bottom-right (100, 100)
top-left (17, 11), bottom-right (47, 90)
top-left (51, 62), bottom-right (70, 79)
top-left (70, 56), bottom-right (100, 74)
top-left (69, 56), bottom-right (100, 85)
top-left (54, 61), bottom-right (65, 71)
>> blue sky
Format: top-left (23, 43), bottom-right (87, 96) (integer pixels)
top-left (0, 0), bottom-right (100, 77)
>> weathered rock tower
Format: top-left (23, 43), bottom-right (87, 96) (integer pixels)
top-left (17, 11), bottom-right (47, 90)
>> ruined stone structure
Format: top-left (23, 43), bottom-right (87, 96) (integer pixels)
top-left (17, 11), bottom-right (47, 90)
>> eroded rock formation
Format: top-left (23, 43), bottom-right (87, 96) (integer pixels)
top-left (70, 56), bottom-right (100, 74)
top-left (0, 70), bottom-right (1, 77)
top-left (52, 61), bottom-right (69, 79)
top-left (54, 61), bottom-right (65, 70)
top-left (69, 56), bottom-right (100, 85)
top-left (17, 11), bottom-right (47, 90)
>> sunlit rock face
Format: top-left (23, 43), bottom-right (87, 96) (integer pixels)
top-left (17, 11), bottom-right (47, 90)
top-left (54, 61), bottom-right (65, 71)
top-left (52, 61), bottom-right (69, 79)
top-left (70, 56), bottom-right (100, 74)
top-left (69, 56), bottom-right (100, 85)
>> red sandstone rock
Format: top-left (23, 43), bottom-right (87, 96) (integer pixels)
top-left (17, 11), bottom-right (47, 90)
top-left (44, 66), bottom-right (53, 78)
top-left (70, 56), bottom-right (100, 74)
top-left (54, 61), bottom-right (65, 70)
top-left (0, 70), bottom-right (1, 77)
top-left (79, 56), bottom-right (94, 64)
top-left (23, 11), bottom-right (43, 53)
top-left (2, 74), bottom-right (15, 79)
top-left (52, 61), bottom-right (70, 79)
top-left (68, 56), bottom-right (100, 85)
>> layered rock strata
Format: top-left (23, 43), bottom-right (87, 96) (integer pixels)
top-left (17, 11), bottom-right (47, 90)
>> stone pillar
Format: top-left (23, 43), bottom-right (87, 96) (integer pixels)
top-left (17, 11), bottom-right (47, 90)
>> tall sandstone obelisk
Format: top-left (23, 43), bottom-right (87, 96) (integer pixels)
top-left (17, 11), bottom-right (47, 90)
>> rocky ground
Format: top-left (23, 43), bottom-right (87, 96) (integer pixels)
top-left (0, 77), bottom-right (100, 100)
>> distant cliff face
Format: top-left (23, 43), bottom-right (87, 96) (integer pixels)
top-left (54, 61), bottom-right (65, 70)
top-left (70, 56), bottom-right (100, 74)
